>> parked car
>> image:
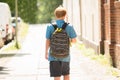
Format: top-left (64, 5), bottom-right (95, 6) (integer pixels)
top-left (0, 28), bottom-right (4, 48)
top-left (11, 17), bottom-right (23, 38)
top-left (11, 17), bottom-right (23, 28)
top-left (0, 2), bottom-right (14, 47)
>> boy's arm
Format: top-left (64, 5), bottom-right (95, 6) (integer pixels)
top-left (71, 38), bottom-right (76, 43)
top-left (70, 38), bottom-right (77, 47)
top-left (45, 39), bottom-right (50, 60)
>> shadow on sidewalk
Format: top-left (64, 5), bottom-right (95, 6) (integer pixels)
top-left (0, 53), bottom-right (30, 58)
top-left (0, 66), bottom-right (10, 75)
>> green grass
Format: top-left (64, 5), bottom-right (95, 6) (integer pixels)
top-left (3, 41), bottom-right (21, 51)
top-left (107, 67), bottom-right (120, 77)
top-left (76, 43), bottom-right (120, 78)
top-left (20, 23), bottom-right (29, 39)
top-left (77, 43), bottom-right (112, 66)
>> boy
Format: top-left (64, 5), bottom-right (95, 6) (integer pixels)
top-left (45, 6), bottom-right (77, 80)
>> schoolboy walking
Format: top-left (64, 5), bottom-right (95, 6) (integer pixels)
top-left (45, 6), bottom-right (77, 80)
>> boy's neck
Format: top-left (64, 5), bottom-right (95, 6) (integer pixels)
top-left (56, 16), bottom-right (65, 20)
top-left (56, 19), bottom-right (64, 21)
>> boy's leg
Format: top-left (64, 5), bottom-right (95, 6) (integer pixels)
top-left (50, 61), bottom-right (61, 77)
top-left (62, 62), bottom-right (70, 80)
top-left (63, 74), bottom-right (70, 80)
top-left (50, 61), bottom-right (70, 80)
top-left (54, 77), bottom-right (61, 80)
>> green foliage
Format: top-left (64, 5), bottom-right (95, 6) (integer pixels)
top-left (20, 23), bottom-right (29, 39)
top-left (107, 67), bottom-right (120, 77)
top-left (38, 0), bottom-right (63, 23)
top-left (77, 43), bottom-right (112, 66)
top-left (0, 0), bottom-right (39, 23)
top-left (77, 43), bottom-right (120, 78)
top-left (0, 0), bottom-right (62, 23)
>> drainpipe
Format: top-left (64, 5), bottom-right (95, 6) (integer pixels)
top-left (100, 0), bottom-right (105, 54)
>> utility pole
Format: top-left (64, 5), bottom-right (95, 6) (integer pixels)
top-left (15, 0), bottom-right (19, 49)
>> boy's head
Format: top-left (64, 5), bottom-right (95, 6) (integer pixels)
top-left (54, 6), bottom-right (67, 19)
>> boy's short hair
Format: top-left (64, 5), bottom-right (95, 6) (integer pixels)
top-left (54, 6), bottom-right (66, 18)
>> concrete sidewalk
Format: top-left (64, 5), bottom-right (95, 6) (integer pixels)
top-left (0, 47), bottom-right (119, 80)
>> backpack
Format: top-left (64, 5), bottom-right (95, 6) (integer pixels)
top-left (50, 23), bottom-right (70, 58)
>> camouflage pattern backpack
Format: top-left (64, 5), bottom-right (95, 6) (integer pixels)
top-left (50, 23), bottom-right (70, 58)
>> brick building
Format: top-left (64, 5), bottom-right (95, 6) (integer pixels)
top-left (101, 0), bottom-right (120, 68)
top-left (63, 0), bottom-right (120, 69)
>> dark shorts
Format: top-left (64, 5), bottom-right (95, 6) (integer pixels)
top-left (50, 61), bottom-right (70, 77)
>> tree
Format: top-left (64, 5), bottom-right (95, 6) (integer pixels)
top-left (0, 0), bottom-right (38, 23)
top-left (0, 0), bottom-right (62, 23)
top-left (38, 0), bottom-right (63, 23)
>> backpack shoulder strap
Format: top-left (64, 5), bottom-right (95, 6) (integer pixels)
top-left (51, 22), bottom-right (69, 30)
top-left (51, 23), bottom-right (57, 30)
top-left (62, 23), bottom-right (68, 29)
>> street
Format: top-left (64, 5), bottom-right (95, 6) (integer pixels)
top-left (0, 24), bottom-right (119, 80)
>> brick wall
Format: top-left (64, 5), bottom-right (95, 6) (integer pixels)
top-left (104, 0), bottom-right (120, 69)
top-left (114, 1), bottom-right (120, 69)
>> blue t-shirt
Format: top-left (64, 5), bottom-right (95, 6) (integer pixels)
top-left (46, 20), bottom-right (77, 62)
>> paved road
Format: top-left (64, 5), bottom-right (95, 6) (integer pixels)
top-left (0, 24), bottom-right (119, 80)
